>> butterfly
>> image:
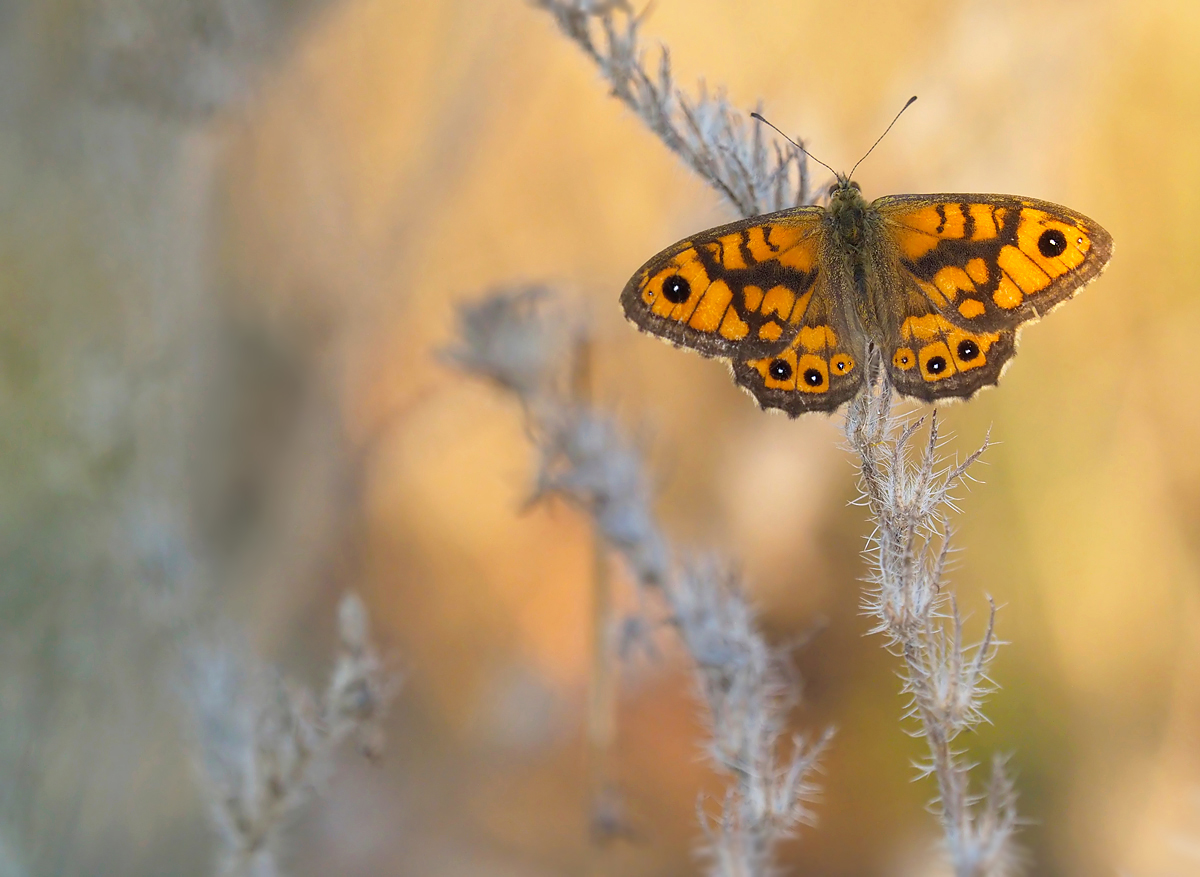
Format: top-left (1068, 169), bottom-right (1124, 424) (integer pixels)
top-left (620, 115), bottom-right (1113, 416)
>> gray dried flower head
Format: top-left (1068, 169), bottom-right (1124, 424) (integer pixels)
top-left (845, 373), bottom-right (1021, 875)
top-left (533, 406), bottom-right (670, 585)
top-left (533, 0), bottom-right (812, 216)
top-left (443, 286), bottom-right (580, 401)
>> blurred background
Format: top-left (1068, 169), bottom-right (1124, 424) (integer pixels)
top-left (4, 0), bottom-right (1200, 874)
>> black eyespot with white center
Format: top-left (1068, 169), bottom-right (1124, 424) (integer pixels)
top-left (803, 368), bottom-right (824, 386)
top-left (768, 358), bottom-right (792, 381)
top-left (662, 274), bottom-right (691, 304)
top-left (956, 339), bottom-right (980, 362)
top-left (926, 355), bottom-right (947, 374)
top-left (1037, 228), bottom-right (1068, 258)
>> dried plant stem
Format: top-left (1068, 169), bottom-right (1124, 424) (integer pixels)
top-left (586, 533), bottom-right (620, 826)
top-left (845, 359), bottom-right (1018, 877)
top-left (533, 0), bottom-right (813, 215)
top-left (574, 336), bottom-right (623, 842)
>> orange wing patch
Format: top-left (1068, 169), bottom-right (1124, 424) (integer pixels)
top-left (986, 207), bottom-right (1094, 310)
top-left (743, 285), bottom-right (764, 311)
top-left (686, 278), bottom-right (734, 331)
top-left (746, 321), bottom-right (855, 395)
top-left (719, 307), bottom-right (750, 340)
top-left (757, 320), bottom-right (783, 342)
top-left (890, 202), bottom-right (975, 259)
top-left (967, 203), bottom-right (1003, 239)
top-left (885, 311), bottom-right (1017, 402)
top-left (899, 314), bottom-right (1001, 382)
top-left (762, 285), bottom-right (797, 320)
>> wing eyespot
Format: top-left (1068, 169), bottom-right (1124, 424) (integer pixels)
top-left (831, 353), bottom-right (855, 374)
top-left (1037, 229), bottom-right (1068, 258)
top-left (662, 274), bottom-right (691, 304)
top-left (956, 339), bottom-right (980, 362)
top-left (768, 358), bottom-right (792, 381)
top-left (893, 348), bottom-right (916, 370)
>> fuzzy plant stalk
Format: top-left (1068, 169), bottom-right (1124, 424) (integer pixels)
top-left (185, 593), bottom-right (394, 877)
top-left (845, 361), bottom-right (1019, 876)
top-left (529, 1), bottom-right (1023, 874)
top-left (532, 0), bottom-right (811, 217)
top-left (448, 287), bottom-right (830, 877)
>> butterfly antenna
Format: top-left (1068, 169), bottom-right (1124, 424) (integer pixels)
top-left (848, 95), bottom-right (917, 180)
top-left (750, 112), bottom-right (839, 179)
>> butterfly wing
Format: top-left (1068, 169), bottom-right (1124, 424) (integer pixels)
top-left (621, 209), bottom-right (865, 415)
top-left (873, 194), bottom-right (1112, 398)
top-left (730, 270), bottom-right (866, 415)
top-left (622, 207), bottom-right (825, 359)
top-left (880, 291), bottom-right (1017, 401)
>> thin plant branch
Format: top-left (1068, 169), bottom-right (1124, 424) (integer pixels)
top-left (844, 364), bottom-right (1020, 877)
top-left (533, 0), bottom-right (814, 217)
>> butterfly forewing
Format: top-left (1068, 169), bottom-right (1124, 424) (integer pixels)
top-left (876, 195), bottom-right (1113, 333)
top-left (620, 208), bottom-right (825, 361)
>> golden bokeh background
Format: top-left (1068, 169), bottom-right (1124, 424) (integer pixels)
top-left (7, 1), bottom-right (1200, 874)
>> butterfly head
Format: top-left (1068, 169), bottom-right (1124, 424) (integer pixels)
top-left (827, 175), bottom-right (863, 201)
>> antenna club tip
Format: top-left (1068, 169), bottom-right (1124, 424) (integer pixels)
top-left (906, 95), bottom-right (918, 106)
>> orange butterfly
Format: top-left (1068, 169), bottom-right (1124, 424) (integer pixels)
top-left (621, 110), bottom-right (1113, 416)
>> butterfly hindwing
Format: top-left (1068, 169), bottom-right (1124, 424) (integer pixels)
top-left (732, 272), bottom-right (866, 415)
top-left (882, 285), bottom-right (1017, 400)
top-left (620, 208), bottom-right (825, 361)
top-left (876, 194), bottom-right (1113, 334)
